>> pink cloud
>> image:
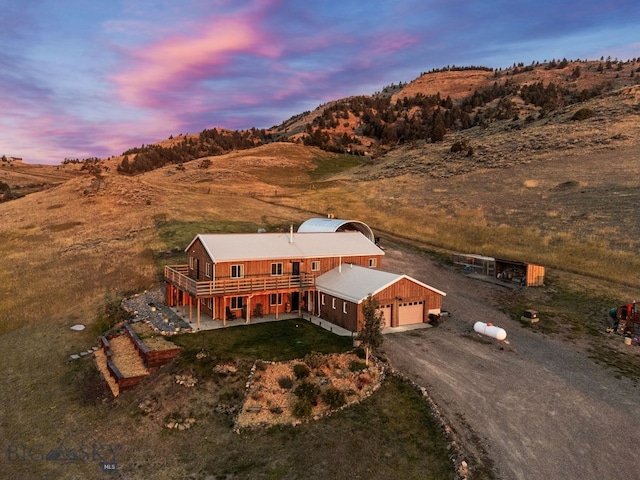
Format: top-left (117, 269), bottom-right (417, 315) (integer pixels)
top-left (111, 18), bottom-right (272, 108)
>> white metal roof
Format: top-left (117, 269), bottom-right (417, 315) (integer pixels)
top-left (297, 218), bottom-right (375, 242)
top-left (186, 231), bottom-right (384, 263)
top-left (315, 264), bottom-right (446, 304)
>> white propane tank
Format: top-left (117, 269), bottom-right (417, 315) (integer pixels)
top-left (473, 321), bottom-right (507, 341)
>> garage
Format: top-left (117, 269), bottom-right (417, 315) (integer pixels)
top-left (377, 304), bottom-right (392, 328)
top-left (316, 265), bottom-right (446, 332)
top-left (398, 301), bottom-right (424, 326)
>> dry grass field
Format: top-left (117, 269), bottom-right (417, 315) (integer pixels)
top-left (1, 63), bottom-right (639, 478)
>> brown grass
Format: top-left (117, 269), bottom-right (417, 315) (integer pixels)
top-left (2, 66), bottom-right (640, 478)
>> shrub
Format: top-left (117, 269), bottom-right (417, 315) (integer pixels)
top-left (349, 360), bottom-right (367, 372)
top-left (255, 360), bottom-right (267, 371)
top-left (277, 376), bottom-right (294, 390)
top-left (293, 363), bottom-right (310, 380)
top-left (293, 399), bottom-right (312, 418)
top-left (294, 381), bottom-right (320, 405)
top-left (571, 108), bottom-right (595, 121)
top-left (321, 387), bottom-right (346, 409)
top-left (450, 141), bottom-right (465, 153)
top-left (304, 352), bottom-right (326, 370)
top-left (357, 374), bottom-right (372, 390)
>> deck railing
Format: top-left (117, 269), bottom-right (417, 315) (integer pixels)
top-left (164, 265), bottom-right (315, 296)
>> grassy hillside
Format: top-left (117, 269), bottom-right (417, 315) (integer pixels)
top-left (1, 62), bottom-right (640, 479)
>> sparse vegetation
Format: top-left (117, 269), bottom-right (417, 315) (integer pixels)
top-left (2, 58), bottom-right (640, 479)
top-left (571, 107), bottom-right (595, 120)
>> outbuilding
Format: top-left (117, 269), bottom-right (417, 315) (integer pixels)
top-left (298, 218), bottom-right (376, 243)
top-left (315, 264), bottom-right (446, 332)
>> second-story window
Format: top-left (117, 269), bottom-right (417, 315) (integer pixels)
top-left (231, 264), bottom-right (244, 278)
top-left (369, 258), bottom-right (377, 268)
top-left (205, 262), bottom-right (212, 278)
top-left (332, 298), bottom-right (336, 310)
top-left (271, 262), bottom-right (283, 276)
top-left (343, 302), bottom-right (348, 314)
top-left (311, 261), bottom-right (320, 271)
top-left (189, 257), bottom-right (194, 269)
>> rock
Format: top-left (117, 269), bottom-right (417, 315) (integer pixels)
top-left (70, 324), bottom-right (85, 331)
top-left (70, 354), bottom-right (80, 360)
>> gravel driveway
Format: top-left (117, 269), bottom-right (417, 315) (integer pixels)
top-left (380, 244), bottom-right (640, 480)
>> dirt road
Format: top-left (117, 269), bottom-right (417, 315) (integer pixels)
top-left (381, 245), bottom-right (640, 480)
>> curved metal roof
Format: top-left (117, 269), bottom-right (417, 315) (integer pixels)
top-left (297, 218), bottom-right (375, 242)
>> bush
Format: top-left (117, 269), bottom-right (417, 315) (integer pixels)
top-left (277, 376), bottom-right (294, 390)
top-left (294, 381), bottom-right (320, 405)
top-left (349, 360), bottom-right (367, 372)
top-left (321, 387), bottom-right (346, 409)
top-left (304, 352), bottom-right (326, 370)
top-left (292, 399), bottom-right (312, 418)
top-left (450, 141), bottom-right (463, 153)
top-left (293, 363), bottom-right (310, 379)
top-left (571, 108), bottom-right (595, 121)
top-left (255, 360), bottom-right (267, 371)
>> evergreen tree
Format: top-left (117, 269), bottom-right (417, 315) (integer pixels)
top-left (358, 295), bottom-right (384, 365)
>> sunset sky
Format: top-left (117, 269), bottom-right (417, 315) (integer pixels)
top-left (2, 0), bottom-right (638, 164)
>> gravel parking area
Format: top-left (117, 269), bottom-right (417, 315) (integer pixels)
top-left (381, 244), bottom-right (640, 480)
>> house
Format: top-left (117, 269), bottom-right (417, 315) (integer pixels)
top-left (315, 264), bottom-right (446, 332)
top-left (164, 220), bottom-right (446, 332)
top-left (164, 228), bottom-right (384, 330)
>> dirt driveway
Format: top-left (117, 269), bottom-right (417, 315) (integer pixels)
top-left (380, 244), bottom-right (640, 480)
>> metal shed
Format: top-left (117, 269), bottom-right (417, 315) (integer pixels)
top-left (298, 218), bottom-right (376, 243)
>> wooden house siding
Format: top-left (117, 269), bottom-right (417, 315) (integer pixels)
top-left (318, 293), bottom-right (359, 332)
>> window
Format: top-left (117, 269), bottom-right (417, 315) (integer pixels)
top-left (205, 262), bottom-right (212, 278)
top-left (369, 258), bottom-right (377, 268)
top-left (207, 298), bottom-right (213, 309)
top-left (271, 262), bottom-right (283, 276)
top-left (270, 293), bottom-right (283, 306)
top-left (231, 297), bottom-right (243, 309)
top-left (343, 302), bottom-right (348, 314)
top-left (231, 264), bottom-right (244, 278)
top-left (332, 298), bottom-right (336, 310)
top-left (311, 261), bottom-right (320, 271)
top-left (321, 294), bottom-right (325, 306)
top-left (189, 257), bottom-right (194, 269)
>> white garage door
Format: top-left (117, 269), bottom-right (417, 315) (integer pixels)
top-left (398, 301), bottom-right (424, 326)
top-left (377, 305), bottom-right (392, 329)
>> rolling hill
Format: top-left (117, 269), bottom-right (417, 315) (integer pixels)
top-left (1, 57), bottom-right (639, 479)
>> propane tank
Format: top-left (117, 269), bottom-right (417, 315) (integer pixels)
top-left (473, 321), bottom-right (507, 341)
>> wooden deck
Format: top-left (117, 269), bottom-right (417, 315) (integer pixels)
top-left (165, 265), bottom-right (315, 297)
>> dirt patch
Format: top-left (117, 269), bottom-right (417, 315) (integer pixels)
top-left (236, 353), bottom-right (382, 430)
